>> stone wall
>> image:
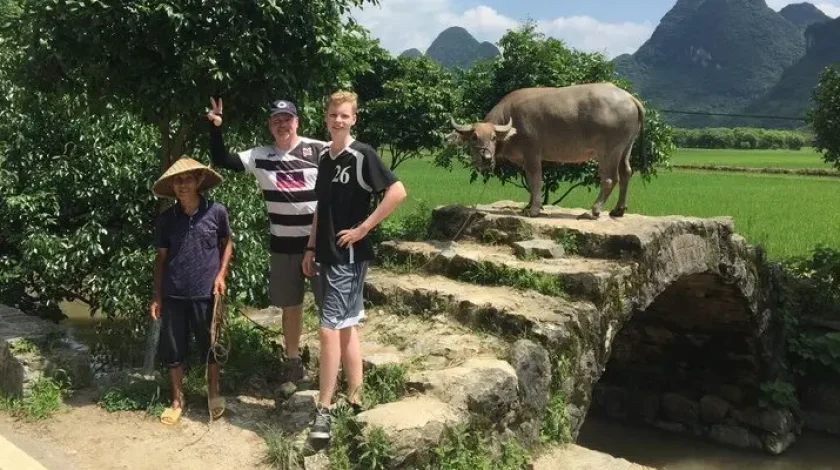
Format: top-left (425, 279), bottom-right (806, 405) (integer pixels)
top-left (0, 304), bottom-right (92, 396)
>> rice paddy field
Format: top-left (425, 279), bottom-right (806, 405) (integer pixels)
top-left (387, 148), bottom-right (840, 260)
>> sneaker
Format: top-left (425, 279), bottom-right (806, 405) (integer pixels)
top-left (349, 402), bottom-right (365, 416)
top-left (309, 406), bottom-right (332, 441)
top-left (280, 356), bottom-right (306, 384)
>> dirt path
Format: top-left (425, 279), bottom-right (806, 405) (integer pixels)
top-left (0, 390), bottom-right (275, 470)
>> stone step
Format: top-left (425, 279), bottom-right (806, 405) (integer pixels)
top-left (356, 396), bottom-right (469, 468)
top-left (363, 269), bottom-right (601, 352)
top-left (429, 201), bottom-right (734, 261)
top-left (532, 444), bottom-right (656, 470)
top-left (355, 358), bottom-right (523, 468)
top-left (298, 302), bottom-right (508, 374)
top-left (378, 239), bottom-right (633, 304)
top-left (406, 357), bottom-right (518, 423)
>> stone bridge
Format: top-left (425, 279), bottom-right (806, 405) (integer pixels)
top-left (360, 200), bottom-right (797, 461)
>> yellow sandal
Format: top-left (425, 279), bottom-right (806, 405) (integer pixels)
top-left (160, 393), bottom-right (185, 425)
top-left (160, 405), bottom-right (183, 425)
top-left (209, 396), bottom-right (225, 420)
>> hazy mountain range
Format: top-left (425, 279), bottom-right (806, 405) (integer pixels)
top-left (404, 1), bottom-right (839, 128)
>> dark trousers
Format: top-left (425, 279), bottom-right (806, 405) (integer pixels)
top-left (159, 297), bottom-right (216, 368)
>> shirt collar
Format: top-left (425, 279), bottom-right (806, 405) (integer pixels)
top-left (174, 195), bottom-right (208, 217)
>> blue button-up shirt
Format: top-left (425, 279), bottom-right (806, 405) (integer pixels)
top-left (154, 197), bottom-right (231, 299)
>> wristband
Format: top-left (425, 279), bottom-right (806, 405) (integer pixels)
top-left (305, 246), bottom-right (315, 252)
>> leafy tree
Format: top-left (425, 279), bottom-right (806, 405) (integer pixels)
top-left (362, 56), bottom-right (460, 170)
top-left (0, 76), bottom-right (275, 364)
top-left (0, 1), bottom-right (388, 366)
top-left (438, 22), bottom-right (673, 206)
top-left (4, 0), bottom-right (379, 171)
top-left (807, 65), bottom-right (840, 168)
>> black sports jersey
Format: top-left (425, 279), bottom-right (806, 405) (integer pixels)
top-left (314, 139), bottom-right (398, 265)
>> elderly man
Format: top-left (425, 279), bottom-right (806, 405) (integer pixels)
top-left (207, 97), bottom-right (325, 384)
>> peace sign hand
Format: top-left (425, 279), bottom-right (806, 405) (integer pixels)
top-left (207, 97), bottom-right (223, 127)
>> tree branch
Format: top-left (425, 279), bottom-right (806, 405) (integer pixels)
top-left (170, 119), bottom-right (193, 161)
top-left (551, 182), bottom-right (586, 206)
top-left (158, 119), bottom-right (172, 173)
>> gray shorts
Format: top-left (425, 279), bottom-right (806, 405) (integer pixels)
top-left (317, 262), bottom-right (369, 330)
top-left (269, 252), bottom-right (321, 308)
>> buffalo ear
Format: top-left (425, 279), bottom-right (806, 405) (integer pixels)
top-left (498, 127), bottom-right (517, 141)
top-left (445, 131), bottom-right (466, 146)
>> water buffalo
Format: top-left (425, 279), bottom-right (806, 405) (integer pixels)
top-left (447, 82), bottom-right (645, 219)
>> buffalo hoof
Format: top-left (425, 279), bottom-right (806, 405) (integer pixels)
top-left (521, 206), bottom-right (541, 218)
top-left (609, 207), bottom-right (626, 218)
top-left (577, 211), bottom-right (599, 221)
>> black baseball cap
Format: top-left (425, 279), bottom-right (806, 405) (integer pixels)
top-left (268, 99), bottom-right (298, 117)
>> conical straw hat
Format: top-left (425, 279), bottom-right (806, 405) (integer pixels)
top-left (152, 157), bottom-right (223, 199)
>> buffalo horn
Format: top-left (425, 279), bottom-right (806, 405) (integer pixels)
top-left (450, 116), bottom-right (473, 132)
top-left (494, 118), bottom-right (513, 133)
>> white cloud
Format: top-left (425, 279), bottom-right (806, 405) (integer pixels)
top-left (539, 16), bottom-right (655, 57)
top-left (349, 1), bottom-right (654, 59)
top-left (766, 0), bottom-right (840, 17)
top-left (814, 2), bottom-right (840, 17)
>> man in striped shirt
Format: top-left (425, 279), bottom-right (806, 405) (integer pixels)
top-left (207, 97), bottom-right (325, 384)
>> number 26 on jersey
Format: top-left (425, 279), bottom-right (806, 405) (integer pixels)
top-left (332, 166), bottom-right (351, 184)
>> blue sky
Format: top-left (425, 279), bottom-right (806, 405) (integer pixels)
top-left (350, 0), bottom-right (840, 58)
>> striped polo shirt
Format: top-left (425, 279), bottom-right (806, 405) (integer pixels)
top-left (237, 137), bottom-right (326, 253)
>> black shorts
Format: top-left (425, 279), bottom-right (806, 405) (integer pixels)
top-left (159, 297), bottom-right (216, 368)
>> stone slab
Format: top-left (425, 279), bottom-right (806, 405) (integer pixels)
top-left (532, 444), bottom-right (656, 470)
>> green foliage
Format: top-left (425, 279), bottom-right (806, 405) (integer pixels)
top-left (362, 56), bottom-right (460, 170)
top-left (541, 391), bottom-right (573, 444)
top-left (356, 427), bottom-right (395, 470)
top-left (0, 73), bottom-right (275, 366)
top-left (759, 381), bottom-right (799, 410)
top-left (98, 379), bottom-right (165, 417)
top-left (328, 404), bottom-right (393, 470)
top-left (456, 261), bottom-right (565, 297)
top-left (553, 229), bottom-right (580, 256)
top-left (672, 127), bottom-right (808, 150)
top-left (362, 364), bottom-right (407, 409)
top-left (0, 81), bottom-right (160, 334)
top-left (0, 376), bottom-right (68, 421)
top-left (425, 424), bottom-right (529, 470)
top-left (776, 245), bottom-right (840, 379)
top-left (541, 353), bottom-right (572, 444)
top-left (4, 0), bottom-right (380, 166)
top-left (807, 65), bottom-right (840, 169)
top-left (263, 428), bottom-right (305, 470)
top-left (219, 311), bottom-right (284, 392)
top-left (437, 21), bottom-right (673, 206)
top-left (372, 200), bottom-right (432, 244)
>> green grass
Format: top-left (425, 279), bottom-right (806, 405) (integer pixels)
top-left (671, 147), bottom-right (831, 169)
top-left (0, 377), bottom-right (67, 421)
top-left (387, 156), bottom-right (840, 260)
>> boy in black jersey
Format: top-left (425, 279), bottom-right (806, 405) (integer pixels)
top-left (302, 90), bottom-right (407, 441)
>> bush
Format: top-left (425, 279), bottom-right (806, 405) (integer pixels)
top-left (672, 127), bottom-right (809, 150)
top-left (777, 245), bottom-right (840, 378)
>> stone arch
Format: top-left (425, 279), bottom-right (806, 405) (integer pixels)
top-left (592, 273), bottom-right (761, 427)
top-left (589, 264), bottom-right (797, 455)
